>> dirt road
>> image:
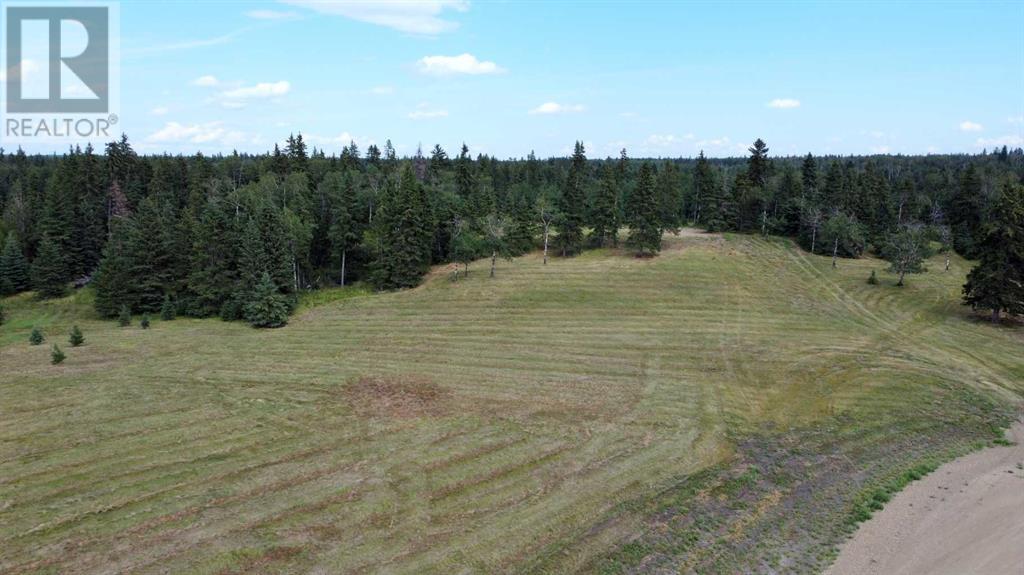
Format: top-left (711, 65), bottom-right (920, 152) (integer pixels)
top-left (826, 421), bottom-right (1024, 575)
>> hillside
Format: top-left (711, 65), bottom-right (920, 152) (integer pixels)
top-left (1, 231), bottom-right (1021, 574)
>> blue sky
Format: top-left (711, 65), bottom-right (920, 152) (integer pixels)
top-left (64, 1), bottom-right (1024, 157)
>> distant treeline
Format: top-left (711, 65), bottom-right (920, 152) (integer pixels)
top-left (0, 135), bottom-right (1021, 326)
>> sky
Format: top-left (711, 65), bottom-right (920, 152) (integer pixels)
top-left (15, 0), bottom-right (1024, 158)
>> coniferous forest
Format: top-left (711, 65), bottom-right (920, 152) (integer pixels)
top-left (1, 135), bottom-right (1022, 327)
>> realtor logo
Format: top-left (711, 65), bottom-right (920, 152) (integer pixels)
top-left (2, 2), bottom-right (119, 142)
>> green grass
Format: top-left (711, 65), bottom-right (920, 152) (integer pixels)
top-left (1, 231), bottom-right (1021, 574)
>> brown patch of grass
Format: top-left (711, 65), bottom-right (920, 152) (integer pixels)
top-left (344, 375), bottom-right (451, 419)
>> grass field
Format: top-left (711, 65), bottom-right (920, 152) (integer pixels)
top-left (1, 231), bottom-right (1022, 574)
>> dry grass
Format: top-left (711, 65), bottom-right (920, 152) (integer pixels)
top-left (0, 230), bottom-right (1021, 574)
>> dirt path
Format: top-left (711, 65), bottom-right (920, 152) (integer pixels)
top-left (826, 421), bottom-right (1024, 575)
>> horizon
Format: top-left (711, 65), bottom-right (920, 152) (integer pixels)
top-left (3, 1), bottom-right (1022, 158)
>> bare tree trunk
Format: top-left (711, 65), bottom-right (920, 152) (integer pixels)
top-left (897, 269), bottom-right (906, 287)
top-left (811, 228), bottom-right (817, 254)
top-left (832, 237), bottom-right (838, 268)
top-left (464, 262), bottom-right (469, 277)
top-left (543, 224), bottom-right (550, 265)
top-left (340, 250), bottom-right (346, 286)
top-left (944, 254), bottom-right (950, 272)
top-left (293, 259), bottom-right (299, 292)
top-left (761, 210), bottom-right (768, 237)
top-left (490, 250), bottom-right (497, 278)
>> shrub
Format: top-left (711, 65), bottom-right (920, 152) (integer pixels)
top-left (51, 344), bottom-right (65, 365)
top-left (160, 295), bottom-right (176, 321)
top-left (69, 325), bottom-right (84, 346)
top-left (29, 327), bottom-right (44, 345)
top-left (0, 301), bottom-right (5, 326)
top-left (141, 315), bottom-right (151, 329)
top-left (118, 305), bottom-right (131, 327)
top-left (867, 270), bottom-right (878, 285)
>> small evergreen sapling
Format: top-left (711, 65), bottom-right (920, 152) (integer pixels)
top-left (69, 325), bottom-right (84, 346)
top-left (141, 315), bottom-right (151, 329)
top-left (118, 305), bottom-right (131, 327)
top-left (29, 327), bottom-right (44, 345)
top-left (244, 272), bottom-right (289, 328)
top-left (51, 344), bottom-right (65, 365)
top-left (160, 295), bottom-right (176, 321)
top-left (867, 270), bottom-right (878, 285)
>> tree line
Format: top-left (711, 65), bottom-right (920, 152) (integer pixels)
top-left (0, 135), bottom-right (1021, 326)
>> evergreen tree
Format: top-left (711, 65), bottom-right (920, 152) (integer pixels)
top-left (0, 301), bottom-right (4, 326)
top-left (51, 343), bottom-right (65, 365)
top-left (590, 163), bottom-right (619, 247)
top-left (801, 153), bottom-right (819, 204)
top-left (141, 315), bottom-right (151, 329)
top-left (1, 231), bottom-right (31, 295)
top-left (161, 294), bottom-right (176, 321)
top-left (93, 215), bottom-right (138, 317)
top-left (69, 325), bottom-right (84, 346)
top-left (627, 162), bottom-right (662, 256)
top-left (655, 161), bottom-right (683, 233)
top-left (557, 141), bottom-right (588, 256)
top-left (963, 181), bottom-right (1024, 322)
top-left (746, 138), bottom-right (771, 189)
top-left (31, 236), bottom-right (68, 299)
top-left (29, 327), bottom-right (44, 345)
top-left (119, 305), bottom-right (131, 327)
top-left (375, 165), bottom-right (434, 289)
top-left (245, 272), bottom-right (289, 328)
top-left (187, 195), bottom-right (238, 317)
top-left (699, 157), bottom-right (733, 232)
top-left (950, 163), bottom-right (985, 258)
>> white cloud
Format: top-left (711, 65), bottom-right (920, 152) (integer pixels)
top-left (976, 135), bottom-right (1023, 148)
top-left (283, 0), bottom-right (468, 35)
top-left (220, 80), bottom-right (291, 99)
top-left (870, 145), bottom-right (891, 154)
top-left (192, 75), bottom-right (219, 87)
top-left (416, 53), bottom-right (504, 76)
top-left (369, 85), bottom-right (395, 95)
top-left (767, 98), bottom-right (801, 109)
top-left (151, 106), bottom-right (169, 116)
top-left (1009, 115), bottom-right (1024, 125)
top-left (696, 136), bottom-right (732, 148)
top-left (307, 131), bottom-right (363, 146)
top-left (408, 103), bottom-right (448, 119)
top-left (246, 9), bottom-right (300, 20)
top-left (645, 134), bottom-right (694, 147)
top-left (147, 121), bottom-right (230, 144)
top-left (959, 120), bottom-right (983, 132)
top-left (529, 102), bottom-right (585, 115)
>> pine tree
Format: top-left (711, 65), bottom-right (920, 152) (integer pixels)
top-left (950, 163), bottom-right (985, 258)
top-left (245, 272), bottom-right (289, 328)
top-left (655, 161), bottom-right (683, 233)
top-left (119, 305), bottom-right (131, 327)
top-left (0, 301), bottom-right (5, 326)
top-left (376, 165), bottom-right (434, 289)
top-left (746, 138), bottom-right (771, 189)
top-left (323, 171), bottom-right (358, 285)
top-left (558, 141), bottom-right (588, 256)
top-left (963, 180), bottom-right (1024, 322)
top-left (51, 344), bottom-right (65, 365)
top-left (590, 163), bottom-right (619, 247)
top-left (1, 231), bottom-right (31, 295)
top-left (627, 162), bottom-right (662, 256)
top-left (698, 155), bottom-right (732, 232)
top-left (69, 325), bottom-right (84, 346)
top-left (93, 215), bottom-right (138, 317)
top-left (801, 153), bottom-right (819, 204)
top-left (187, 196), bottom-right (238, 317)
top-left (161, 295), bottom-right (176, 321)
top-left (31, 236), bottom-right (68, 299)
top-left (141, 315), bottom-right (151, 329)
top-left (29, 327), bottom-right (44, 345)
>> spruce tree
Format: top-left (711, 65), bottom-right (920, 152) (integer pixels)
top-left (375, 165), bottom-right (434, 289)
top-left (29, 327), bottom-right (44, 345)
top-left (245, 272), bottom-right (289, 328)
top-left (801, 153), bottom-right (819, 204)
top-left (963, 181), bottom-right (1024, 322)
top-left (627, 162), bottom-right (662, 256)
top-left (94, 216), bottom-right (138, 317)
top-left (590, 163), bottom-right (619, 247)
top-left (119, 305), bottom-right (131, 327)
top-left (655, 161), bottom-right (683, 233)
top-left (51, 344), bottom-right (65, 365)
top-left (950, 163), bottom-right (985, 258)
top-left (557, 141), bottom-right (588, 256)
top-left (69, 325), bottom-right (84, 346)
top-left (160, 295), bottom-right (176, 321)
top-left (31, 236), bottom-right (68, 299)
top-left (0, 231), bottom-right (31, 295)
top-left (141, 315), bottom-right (151, 329)
top-left (0, 301), bottom-right (5, 326)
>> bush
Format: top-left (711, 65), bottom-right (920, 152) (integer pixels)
top-left (867, 270), bottom-right (878, 285)
top-left (141, 315), bottom-right (151, 329)
top-left (0, 301), bottom-right (5, 326)
top-left (69, 325), bottom-right (84, 346)
top-left (51, 344), bottom-right (65, 365)
top-left (118, 305), bottom-right (131, 327)
top-left (160, 295), bottom-right (176, 321)
top-left (219, 298), bottom-right (243, 321)
top-left (29, 327), bottom-right (44, 345)
top-left (244, 272), bottom-right (289, 328)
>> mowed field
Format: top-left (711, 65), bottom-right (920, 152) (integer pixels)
top-left (1, 231), bottom-right (1022, 574)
